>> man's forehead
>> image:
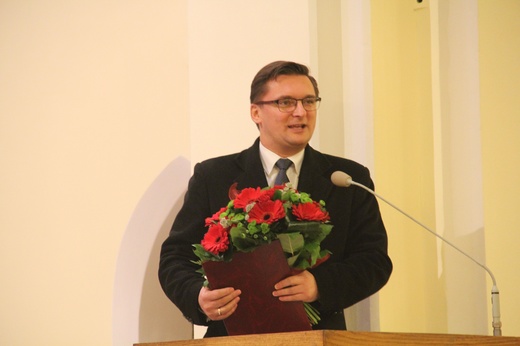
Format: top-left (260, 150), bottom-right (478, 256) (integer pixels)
top-left (264, 75), bottom-right (315, 95)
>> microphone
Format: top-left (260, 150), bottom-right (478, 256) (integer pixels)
top-left (331, 171), bottom-right (502, 336)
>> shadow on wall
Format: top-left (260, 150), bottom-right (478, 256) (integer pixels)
top-left (113, 157), bottom-right (193, 346)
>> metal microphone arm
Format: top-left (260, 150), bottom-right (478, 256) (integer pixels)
top-left (349, 179), bottom-right (502, 336)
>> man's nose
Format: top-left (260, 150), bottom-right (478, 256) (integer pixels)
top-left (292, 100), bottom-right (306, 116)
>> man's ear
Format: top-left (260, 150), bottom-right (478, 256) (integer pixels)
top-left (250, 104), bottom-right (261, 125)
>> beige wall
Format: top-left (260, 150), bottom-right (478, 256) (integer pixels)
top-left (0, 1), bottom-right (189, 344)
top-left (479, 0), bottom-right (520, 335)
top-left (371, 0), bottom-right (441, 333)
top-left (1, 0), bottom-right (317, 344)
top-left (373, 0), bottom-right (520, 336)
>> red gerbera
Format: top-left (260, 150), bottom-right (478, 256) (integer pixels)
top-left (234, 187), bottom-right (266, 209)
top-left (205, 206), bottom-right (228, 226)
top-left (201, 223), bottom-right (229, 255)
top-left (292, 201), bottom-right (330, 222)
top-left (247, 199), bottom-right (286, 224)
top-left (261, 187), bottom-right (277, 201)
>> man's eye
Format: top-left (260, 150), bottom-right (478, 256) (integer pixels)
top-left (278, 99), bottom-right (295, 107)
top-left (303, 98), bottom-right (316, 105)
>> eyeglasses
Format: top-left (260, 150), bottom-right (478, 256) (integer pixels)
top-left (255, 97), bottom-right (322, 113)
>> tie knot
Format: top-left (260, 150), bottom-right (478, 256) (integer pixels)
top-left (275, 158), bottom-right (293, 171)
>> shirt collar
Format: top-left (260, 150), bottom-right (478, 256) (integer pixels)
top-left (259, 142), bottom-right (305, 176)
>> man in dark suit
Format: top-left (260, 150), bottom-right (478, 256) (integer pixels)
top-left (159, 61), bottom-right (392, 337)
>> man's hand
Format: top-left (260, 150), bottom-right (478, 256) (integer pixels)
top-left (272, 270), bottom-right (319, 303)
top-left (198, 286), bottom-right (241, 321)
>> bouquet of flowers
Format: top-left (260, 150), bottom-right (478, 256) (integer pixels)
top-left (192, 183), bottom-right (333, 325)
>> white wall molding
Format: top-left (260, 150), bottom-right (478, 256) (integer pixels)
top-left (112, 157), bottom-right (192, 345)
top-left (430, 0), bottom-right (488, 334)
top-left (340, 0), bottom-right (378, 331)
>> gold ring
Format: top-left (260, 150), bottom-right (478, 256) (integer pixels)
top-left (218, 308), bottom-right (221, 316)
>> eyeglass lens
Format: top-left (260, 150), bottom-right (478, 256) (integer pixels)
top-left (278, 98), bottom-right (320, 112)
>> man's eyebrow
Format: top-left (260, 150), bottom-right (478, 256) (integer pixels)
top-left (275, 94), bottom-right (316, 99)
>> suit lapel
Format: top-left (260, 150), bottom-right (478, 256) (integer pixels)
top-left (233, 138), bottom-right (269, 190)
top-left (298, 145), bottom-right (334, 201)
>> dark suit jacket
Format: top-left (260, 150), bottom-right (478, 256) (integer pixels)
top-left (159, 138), bottom-right (392, 337)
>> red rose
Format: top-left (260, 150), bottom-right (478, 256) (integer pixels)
top-left (234, 187), bottom-right (266, 209)
top-left (201, 223), bottom-right (229, 255)
top-left (292, 201), bottom-right (330, 222)
top-left (247, 199), bottom-right (286, 224)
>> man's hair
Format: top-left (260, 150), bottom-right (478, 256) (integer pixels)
top-left (250, 61), bottom-right (319, 103)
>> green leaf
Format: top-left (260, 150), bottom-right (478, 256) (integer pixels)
top-left (192, 244), bottom-right (221, 262)
top-left (277, 232), bottom-right (304, 255)
top-left (230, 225), bottom-right (259, 252)
top-left (319, 223), bottom-right (333, 237)
top-left (273, 189), bottom-right (283, 200)
top-left (286, 223), bottom-right (333, 244)
top-left (305, 242), bottom-right (320, 266)
top-left (230, 225), bottom-right (248, 239)
top-left (286, 253), bottom-right (299, 267)
top-left (286, 221), bottom-right (320, 231)
top-left (232, 236), bottom-right (259, 252)
top-left (287, 221), bottom-right (321, 238)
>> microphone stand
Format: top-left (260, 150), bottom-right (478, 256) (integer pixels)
top-left (349, 179), bottom-right (502, 336)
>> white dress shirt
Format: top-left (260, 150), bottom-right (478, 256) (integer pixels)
top-left (258, 142), bottom-right (304, 189)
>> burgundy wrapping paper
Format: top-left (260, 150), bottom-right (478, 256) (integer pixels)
top-left (202, 240), bottom-right (311, 335)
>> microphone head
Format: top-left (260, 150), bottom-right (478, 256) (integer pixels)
top-left (331, 171), bottom-right (353, 187)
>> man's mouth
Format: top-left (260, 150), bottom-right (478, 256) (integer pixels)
top-left (288, 124), bottom-right (306, 129)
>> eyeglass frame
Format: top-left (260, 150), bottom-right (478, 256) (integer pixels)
top-left (254, 96), bottom-right (322, 113)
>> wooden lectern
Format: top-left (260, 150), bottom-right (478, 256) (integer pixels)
top-left (135, 330), bottom-right (520, 346)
